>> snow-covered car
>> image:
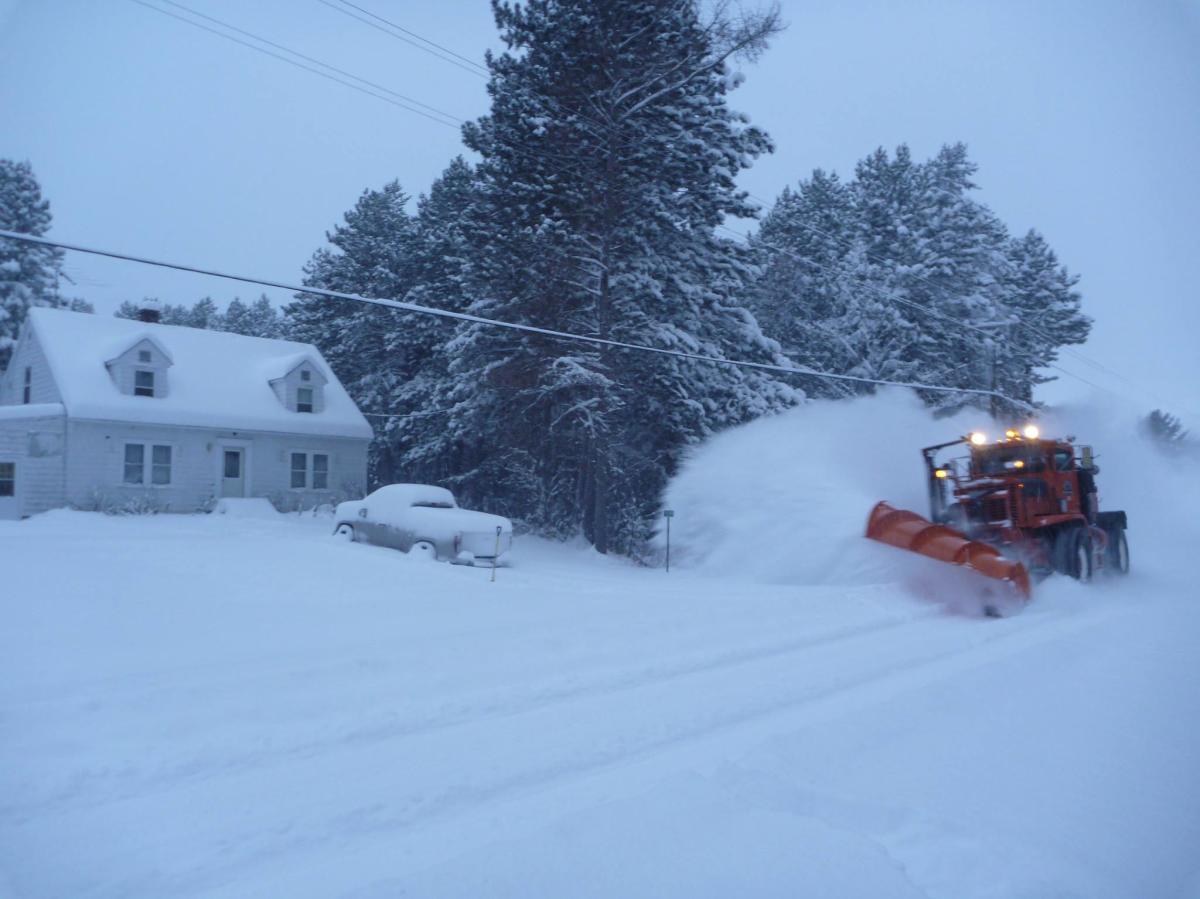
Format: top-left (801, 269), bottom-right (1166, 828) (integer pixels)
top-left (333, 484), bottom-right (513, 564)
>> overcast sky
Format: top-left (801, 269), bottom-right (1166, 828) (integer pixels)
top-left (1, 0), bottom-right (1198, 416)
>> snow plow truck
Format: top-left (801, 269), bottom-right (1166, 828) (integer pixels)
top-left (866, 425), bottom-right (1130, 602)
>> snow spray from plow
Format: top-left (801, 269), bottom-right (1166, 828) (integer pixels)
top-left (865, 501), bottom-right (1032, 601)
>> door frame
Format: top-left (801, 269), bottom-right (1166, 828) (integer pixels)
top-left (216, 440), bottom-right (252, 498)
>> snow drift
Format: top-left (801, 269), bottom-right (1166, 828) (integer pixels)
top-left (660, 388), bottom-right (1199, 595)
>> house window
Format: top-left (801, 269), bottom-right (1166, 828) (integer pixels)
top-left (300, 369), bottom-right (311, 381)
top-left (23, 367), bottom-right (32, 404)
top-left (0, 462), bottom-right (14, 497)
top-left (123, 443), bottom-right (172, 485)
top-left (138, 350), bottom-right (152, 363)
top-left (290, 452), bottom-right (331, 489)
top-left (123, 444), bottom-right (145, 484)
top-left (151, 445), bottom-right (172, 485)
top-left (290, 452), bottom-right (307, 488)
top-left (296, 387), bottom-right (314, 413)
top-left (134, 370), bottom-right (155, 397)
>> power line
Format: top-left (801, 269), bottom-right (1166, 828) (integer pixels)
top-left (315, 0), bottom-right (488, 78)
top-left (122, 5), bottom-right (1128, 410)
top-left (129, 0), bottom-right (462, 128)
top-left (327, 9), bottom-right (1139, 406)
top-left (0, 229), bottom-right (1033, 409)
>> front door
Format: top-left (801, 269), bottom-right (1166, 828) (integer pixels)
top-left (221, 449), bottom-right (245, 498)
top-left (0, 461), bottom-right (16, 520)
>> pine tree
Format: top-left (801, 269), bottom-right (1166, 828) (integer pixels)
top-left (996, 229), bottom-right (1089, 409)
top-left (1143, 409), bottom-right (1189, 452)
top-left (245, 295), bottom-right (282, 338)
top-left (445, 0), bottom-right (793, 552)
top-left (222, 297), bottom-right (252, 334)
top-left (746, 171), bottom-right (860, 397)
top-left (375, 157), bottom-right (480, 486)
top-left (0, 160), bottom-right (68, 370)
top-left (187, 297), bottom-right (220, 330)
top-left (749, 143), bottom-right (1088, 414)
top-left (286, 181), bottom-right (419, 483)
top-left (288, 180), bottom-right (417, 379)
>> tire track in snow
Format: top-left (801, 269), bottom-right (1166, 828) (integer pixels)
top-left (3, 600), bottom-right (940, 817)
top-left (41, 604), bottom-right (1120, 899)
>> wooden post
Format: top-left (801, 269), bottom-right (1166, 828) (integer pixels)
top-left (491, 525), bottom-right (502, 583)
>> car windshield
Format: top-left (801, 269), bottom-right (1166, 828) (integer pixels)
top-left (974, 446), bottom-right (1045, 475)
top-left (411, 501), bottom-right (455, 509)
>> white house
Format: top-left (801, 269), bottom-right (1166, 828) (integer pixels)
top-left (0, 307), bottom-right (373, 519)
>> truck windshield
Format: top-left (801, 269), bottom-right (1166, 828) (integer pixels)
top-left (974, 446), bottom-right (1045, 475)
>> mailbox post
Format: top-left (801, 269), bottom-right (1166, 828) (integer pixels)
top-left (663, 509), bottom-right (674, 573)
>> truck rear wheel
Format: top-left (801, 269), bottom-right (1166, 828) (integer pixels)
top-left (1070, 529), bottom-right (1094, 582)
top-left (1105, 528), bottom-right (1130, 575)
top-left (1053, 526), bottom-right (1093, 582)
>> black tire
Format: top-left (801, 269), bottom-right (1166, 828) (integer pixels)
top-left (335, 523), bottom-right (356, 542)
top-left (1069, 528), bottom-right (1094, 582)
top-left (1053, 526), bottom-right (1093, 581)
top-left (1105, 528), bottom-right (1130, 575)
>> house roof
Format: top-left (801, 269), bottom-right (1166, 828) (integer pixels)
top-left (27, 308), bottom-right (373, 439)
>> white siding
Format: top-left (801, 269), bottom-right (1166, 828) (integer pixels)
top-left (63, 420), bottom-right (368, 512)
top-left (0, 329), bottom-right (62, 407)
top-left (106, 339), bottom-right (172, 398)
top-left (0, 413), bottom-right (67, 518)
top-left (272, 363), bottom-right (328, 415)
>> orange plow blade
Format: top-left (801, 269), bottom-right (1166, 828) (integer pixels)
top-left (865, 501), bottom-right (1032, 600)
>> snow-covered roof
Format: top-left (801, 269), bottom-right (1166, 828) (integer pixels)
top-left (0, 402), bottom-right (64, 421)
top-left (26, 308), bottom-right (373, 439)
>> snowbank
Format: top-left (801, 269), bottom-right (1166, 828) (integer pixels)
top-left (660, 389), bottom-right (1199, 592)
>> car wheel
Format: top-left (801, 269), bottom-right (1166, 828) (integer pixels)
top-left (411, 540), bottom-right (437, 560)
top-left (335, 524), bottom-right (355, 542)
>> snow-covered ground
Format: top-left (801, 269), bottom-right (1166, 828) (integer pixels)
top-left (2, 394), bottom-right (1199, 898)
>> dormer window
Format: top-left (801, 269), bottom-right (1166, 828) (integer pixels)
top-left (297, 387), bottom-right (314, 413)
top-left (138, 350), bottom-right (152, 363)
top-left (301, 370), bottom-right (311, 382)
top-left (135, 370), bottom-right (156, 397)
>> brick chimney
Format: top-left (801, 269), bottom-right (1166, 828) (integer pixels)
top-left (137, 298), bottom-right (162, 323)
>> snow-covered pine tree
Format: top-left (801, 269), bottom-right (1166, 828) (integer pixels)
top-left (286, 181), bottom-right (419, 482)
top-left (0, 160), bottom-right (69, 370)
top-left (374, 157), bottom-right (479, 487)
top-left (220, 295), bottom-right (281, 337)
top-left (746, 170), bottom-right (861, 397)
top-left (222, 297), bottom-right (252, 334)
top-left (245, 295), bottom-right (282, 338)
top-left (903, 143), bottom-right (1014, 413)
top-left (187, 297), bottom-right (220, 330)
top-left (447, 0), bottom-right (795, 553)
top-left (840, 145), bottom-right (934, 390)
top-left (1143, 409), bottom-right (1190, 453)
top-left (995, 229), bottom-right (1089, 410)
top-left (749, 144), bottom-right (1087, 413)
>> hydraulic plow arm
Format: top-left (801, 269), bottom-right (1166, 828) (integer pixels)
top-left (865, 501), bottom-right (1032, 600)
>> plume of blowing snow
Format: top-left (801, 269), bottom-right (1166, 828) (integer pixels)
top-left (659, 389), bottom-right (1197, 594)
